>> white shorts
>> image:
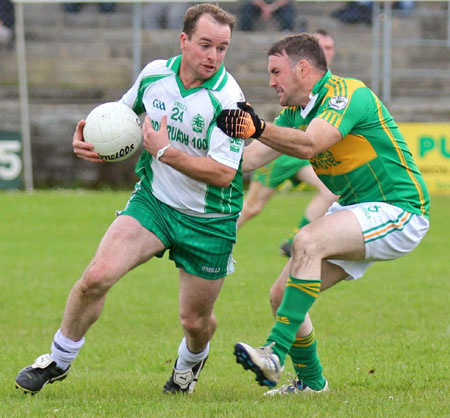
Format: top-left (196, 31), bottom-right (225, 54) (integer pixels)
top-left (327, 202), bottom-right (429, 280)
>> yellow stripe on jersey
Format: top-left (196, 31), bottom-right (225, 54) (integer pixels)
top-left (322, 109), bottom-right (341, 126)
top-left (368, 163), bottom-right (388, 202)
top-left (311, 133), bottom-right (377, 175)
top-left (371, 92), bottom-right (428, 216)
top-left (323, 77), bottom-right (364, 127)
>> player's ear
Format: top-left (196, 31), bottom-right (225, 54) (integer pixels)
top-left (180, 32), bottom-right (188, 51)
top-left (296, 59), bottom-right (310, 78)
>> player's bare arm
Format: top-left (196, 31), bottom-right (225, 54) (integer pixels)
top-left (143, 116), bottom-right (236, 188)
top-left (258, 118), bottom-right (342, 159)
top-left (242, 141), bottom-right (281, 172)
top-left (217, 102), bottom-right (342, 159)
top-left (72, 120), bottom-right (104, 163)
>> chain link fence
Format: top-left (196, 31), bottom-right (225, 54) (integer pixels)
top-left (1, 1), bottom-right (449, 189)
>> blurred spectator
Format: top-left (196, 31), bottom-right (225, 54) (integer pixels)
top-left (143, 2), bottom-right (190, 30)
top-left (331, 1), bottom-right (372, 24)
top-left (332, 1), bottom-right (415, 24)
top-left (313, 29), bottom-right (336, 66)
top-left (393, 1), bottom-right (415, 14)
top-left (239, 0), bottom-right (296, 33)
top-left (97, 3), bottom-right (116, 13)
top-left (63, 3), bottom-right (117, 13)
top-left (0, 0), bottom-right (14, 47)
top-left (331, 1), bottom-right (373, 24)
top-left (63, 2), bottom-right (82, 13)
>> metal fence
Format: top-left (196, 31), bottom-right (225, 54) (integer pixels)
top-left (1, 1), bottom-right (449, 190)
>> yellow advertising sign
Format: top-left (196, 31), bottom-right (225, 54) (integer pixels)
top-left (399, 123), bottom-right (450, 195)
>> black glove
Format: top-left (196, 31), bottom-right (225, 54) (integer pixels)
top-left (217, 102), bottom-right (266, 139)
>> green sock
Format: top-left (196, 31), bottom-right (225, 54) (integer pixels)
top-left (297, 216), bottom-right (310, 229)
top-left (266, 276), bottom-right (320, 365)
top-left (289, 329), bottom-right (325, 391)
top-left (285, 216), bottom-right (310, 244)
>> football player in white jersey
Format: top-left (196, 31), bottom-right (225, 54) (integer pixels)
top-left (15, 4), bottom-right (244, 396)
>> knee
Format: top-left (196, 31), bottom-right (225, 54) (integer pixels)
top-left (291, 227), bottom-right (320, 259)
top-left (79, 262), bottom-right (115, 297)
top-left (242, 201), bottom-right (263, 219)
top-left (180, 313), bottom-right (213, 337)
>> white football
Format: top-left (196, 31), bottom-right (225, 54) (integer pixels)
top-left (83, 102), bottom-right (142, 162)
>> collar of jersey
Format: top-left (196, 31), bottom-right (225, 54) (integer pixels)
top-left (299, 71), bottom-right (332, 118)
top-left (311, 70), bottom-right (332, 96)
top-left (166, 55), bottom-right (228, 97)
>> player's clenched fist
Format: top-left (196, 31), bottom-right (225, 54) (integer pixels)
top-left (217, 102), bottom-right (266, 139)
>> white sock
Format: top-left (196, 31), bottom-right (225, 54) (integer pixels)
top-left (175, 337), bottom-right (209, 370)
top-left (50, 329), bottom-right (85, 370)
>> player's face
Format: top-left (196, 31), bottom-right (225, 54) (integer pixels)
top-left (268, 53), bottom-right (308, 107)
top-left (315, 34), bottom-right (335, 66)
top-left (180, 14), bottom-right (231, 88)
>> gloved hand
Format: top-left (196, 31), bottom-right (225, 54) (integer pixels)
top-left (217, 102), bottom-right (266, 139)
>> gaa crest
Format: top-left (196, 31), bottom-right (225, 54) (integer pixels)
top-left (329, 96), bottom-right (349, 110)
top-left (192, 114), bottom-right (205, 133)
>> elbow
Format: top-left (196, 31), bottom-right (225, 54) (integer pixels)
top-left (205, 163), bottom-right (236, 187)
top-left (213, 176), bottom-right (233, 188)
top-left (299, 142), bottom-right (319, 160)
top-left (301, 148), bottom-right (316, 160)
top-left (211, 171), bottom-right (235, 188)
top-left (218, 180), bottom-right (232, 188)
top-left (288, 147), bottom-right (315, 160)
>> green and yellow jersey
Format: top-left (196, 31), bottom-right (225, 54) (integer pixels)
top-left (274, 71), bottom-right (430, 218)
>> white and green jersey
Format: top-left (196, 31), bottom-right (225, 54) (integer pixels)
top-left (120, 55), bottom-right (245, 216)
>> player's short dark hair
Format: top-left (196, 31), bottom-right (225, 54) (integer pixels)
top-left (183, 3), bottom-right (236, 38)
top-left (314, 28), bottom-right (333, 38)
top-left (268, 33), bottom-right (328, 72)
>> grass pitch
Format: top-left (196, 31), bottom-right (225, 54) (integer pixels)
top-left (1, 190), bottom-right (449, 417)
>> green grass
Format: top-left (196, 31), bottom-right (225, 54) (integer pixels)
top-left (1, 190), bottom-right (449, 417)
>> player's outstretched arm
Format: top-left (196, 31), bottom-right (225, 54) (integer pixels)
top-left (242, 141), bottom-right (280, 172)
top-left (219, 103), bottom-right (342, 159)
top-left (72, 120), bottom-right (104, 163)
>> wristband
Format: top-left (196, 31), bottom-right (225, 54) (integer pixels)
top-left (156, 144), bottom-right (172, 161)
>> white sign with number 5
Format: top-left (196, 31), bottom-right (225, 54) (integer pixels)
top-left (0, 140), bottom-right (23, 181)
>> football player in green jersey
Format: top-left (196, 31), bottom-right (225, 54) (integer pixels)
top-left (238, 30), bottom-right (338, 257)
top-left (15, 4), bottom-right (245, 396)
top-left (217, 33), bottom-right (430, 395)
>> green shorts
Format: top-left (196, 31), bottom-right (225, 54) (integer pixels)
top-left (118, 182), bottom-right (238, 279)
top-left (252, 155), bottom-right (310, 188)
